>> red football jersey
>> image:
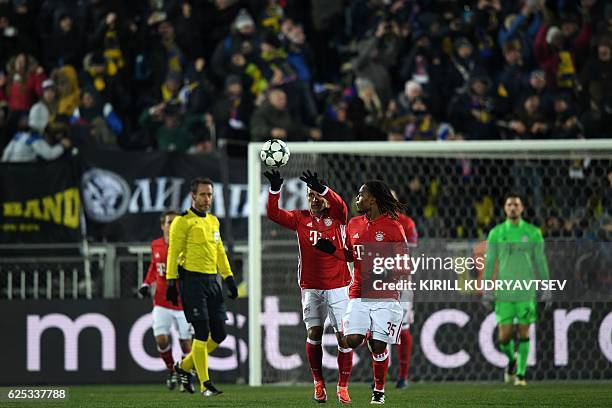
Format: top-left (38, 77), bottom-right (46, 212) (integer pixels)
top-left (267, 187), bottom-right (352, 290)
top-left (398, 214), bottom-right (418, 246)
top-left (143, 237), bottom-right (183, 310)
top-left (346, 214), bottom-right (408, 299)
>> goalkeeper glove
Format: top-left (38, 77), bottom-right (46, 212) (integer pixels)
top-left (225, 276), bottom-right (238, 299)
top-left (314, 238), bottom-right (337, 254)
top-left (166, 279), bottom-right (179, 306)
top-left (299, 169), bottom-right (326, 194)
top-left (263, 169), bottom-right (283, 192)
top-left (138, 284), bottom-right (150, 298)
top-left (481, 290), bottom-right (494, 311)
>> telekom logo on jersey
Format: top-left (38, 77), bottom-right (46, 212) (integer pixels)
top-left (25, 297), bottom-right (612, 372)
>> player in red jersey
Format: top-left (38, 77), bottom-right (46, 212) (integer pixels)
top-left (264, 169), bottom-right (354, 404)
top-left (315, 180), bottom-right (408, 405)
top-left (392, 191), bottom-right (417, 389)
top-left (139, 211), bottom-right (192, 390)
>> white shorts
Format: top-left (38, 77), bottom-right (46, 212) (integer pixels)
top-left (152, 306), bottom-right (192, 339)
top-left (301, 286), bottom-right (349, 332)
top-left (342, 298), bottom-right (403, 344)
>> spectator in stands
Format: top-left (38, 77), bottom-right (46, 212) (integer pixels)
top-left (346, 77), bottom-right (385, 139)
top-left (507, 94), bottom-right (550, 139)
top-left (321, 100), bottom-right (353, 141)
top-left (250, 87), bottom-right (320, 142)
top-left (79, 51), bottom-right (121, 110)
top-left (402, 97), bottom-right (440, 141)
top-left (70, 87), bottom-right (123, 146)
top-left (281, 19), bottom-right (314, 86)
top-left (1, 103), bottom-right (71, 162)
top-left (496, 40), bottom-right (529, 116)
top-left (211, 9), bottom-right (259, 85)
top-left (38, 79), bottom-right (58, 125)
top-left (173, 2), bottom-right (205, 63)
top-left (5, 52), bottom-right (46, 115)
top-left (211, 75), bottom-right (253, 156)
top-left (147, 20), bottom-right (186, 91)
top-left (51, 65), bottom-right (80, 117)
top-left (497, 1), bottom-right (542, 66)
top-left (181, 58), bottom-right (215, 115)
top-left (349, 20), bottom-right (398, 106)
top-left (522, 69), bottom-right (554, 115)
top-left (43, 11), bottom-right (83, 70)
top-left (139, 102), bottom-right (207, 152)
top-left (551, 93), bottom-right (582, 139)
top-left (448, 75), bottom-right (498, 140)
top-left (534, 1), bottom-right (593, 91)
top-left (579, 34), bottom-right (611, 138)
top-left (447, 37), bottom-right (479, 96)
top-left (393, 80), bottom-right (424, 118)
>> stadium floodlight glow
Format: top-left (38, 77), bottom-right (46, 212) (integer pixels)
top-left (247, 139), bottom-right (612, 386)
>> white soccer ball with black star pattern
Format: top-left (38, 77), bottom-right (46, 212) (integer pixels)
top-left (260, 139), bottom-right (290, 168)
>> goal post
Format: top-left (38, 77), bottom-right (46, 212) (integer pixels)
top-left (247, 139), bottom-right (612, 386)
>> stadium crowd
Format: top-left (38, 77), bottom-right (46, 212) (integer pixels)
top-left (0, 0), bottom-right (610, 160)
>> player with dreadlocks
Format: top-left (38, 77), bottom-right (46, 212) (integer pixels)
top-left (314, 180), bottom-right (409, 405)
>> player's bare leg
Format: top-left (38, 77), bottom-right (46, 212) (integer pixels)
top-left (498, 324), bottom-right (516, 384)
top-left (336, 332), bottom-right (352, 404)
top-left (396, 329), bottom-right (413, 389)
top-left (155, 335), bottom-right (177, 390)
top-left (307, 326), bottom-right (327, 403)
top-left (515, 324), bottom-right (530, 386)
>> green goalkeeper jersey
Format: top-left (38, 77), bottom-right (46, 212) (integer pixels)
top-left (484, 219), bottom-right (550, 300)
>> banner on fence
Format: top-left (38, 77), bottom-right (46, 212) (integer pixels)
top-left (2, 299), bottom-right (611, 384)
top-left (0, 157), bottom-right (81, 243)
top-left (80, 149), bottom-right (249, 242)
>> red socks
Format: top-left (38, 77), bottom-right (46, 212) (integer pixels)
top-left (158, 345), bottom-right (174, 371)
top-left (306, 339), bottom-right (323, 382)
top-left (372, 348), bottom-right (390, 392)
top-left (337, 347), bottom-right (353, 387)
top-left (398, 329), bottom-right (413, 380)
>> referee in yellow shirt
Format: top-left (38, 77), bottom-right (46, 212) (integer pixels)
top-left (165, 177), bottom-right (238, 397)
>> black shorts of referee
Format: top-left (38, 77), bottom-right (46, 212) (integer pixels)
top-left (178, 268), bottom-right (228, 323)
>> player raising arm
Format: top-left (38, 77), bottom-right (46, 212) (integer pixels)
top-left (264, 169), bottom-right (354, 404)
top-left (139, 211), bottom-right (192, 391)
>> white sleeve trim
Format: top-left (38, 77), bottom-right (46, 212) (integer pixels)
top-left (269, 188), bottom-right (281, 194)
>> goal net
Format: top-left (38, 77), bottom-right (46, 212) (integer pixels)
top-left (247, 140), bottom-right (612, 385)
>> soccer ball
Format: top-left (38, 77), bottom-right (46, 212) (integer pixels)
top-left (260, 139), bottom-right (290, 168)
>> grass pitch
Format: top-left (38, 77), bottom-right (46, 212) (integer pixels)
top-left (5, 382), bottom-right (611, 407)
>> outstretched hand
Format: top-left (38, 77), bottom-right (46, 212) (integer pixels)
top-left (264, 169), bottom-right (283, 192)
top-left (299, 169), bottom-right (326, 194)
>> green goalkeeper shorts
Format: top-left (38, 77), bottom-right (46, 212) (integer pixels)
top-left (495, 300), bottom-right (537, 325)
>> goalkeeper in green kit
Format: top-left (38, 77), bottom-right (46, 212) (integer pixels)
top-left (483, 194), bottom-right (550, 386)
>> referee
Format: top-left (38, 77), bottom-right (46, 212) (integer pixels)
top-left (165, 177), bottom-right (238, 397)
